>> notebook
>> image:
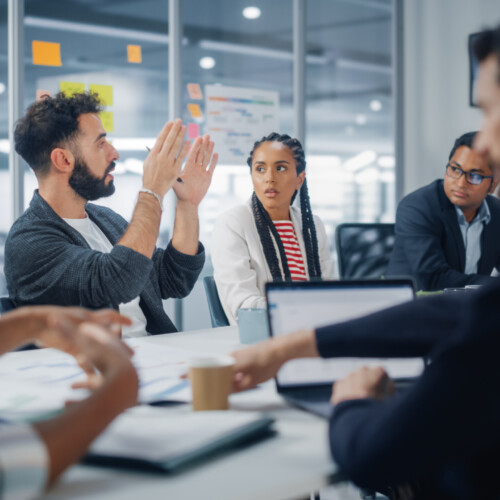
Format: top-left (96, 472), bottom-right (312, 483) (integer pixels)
top-left (265, 279), bottom-right (425, 418)
top-left (84, 406), bottom-right (275, 472)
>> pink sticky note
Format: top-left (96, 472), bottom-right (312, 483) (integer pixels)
top-left (188, 123), bottom-right (200, 139)
top-left (36, 89), bottom-right (51, 101)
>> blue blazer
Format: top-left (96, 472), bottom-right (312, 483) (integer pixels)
top-left (386, 179), bottom-right (500, 290)
top-left (316, 278), bottom-right (500, 497)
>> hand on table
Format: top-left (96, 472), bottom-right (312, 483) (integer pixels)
top-left (331, 366), bottom-right (395, 405)
top-left (173, 134), bottom-right (218, 207)
top-left (69, 323), bottom-right (138, 404)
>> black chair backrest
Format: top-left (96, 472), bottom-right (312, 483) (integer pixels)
top-left (335, 223), bottom-right (395, 279)
top-left (0, 296), bottom-right (15, 314)
top-left (202, 276), bottom-right (229, 328)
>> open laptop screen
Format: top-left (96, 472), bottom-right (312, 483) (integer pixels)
top-left (266, 280), bottom-right (424, 388)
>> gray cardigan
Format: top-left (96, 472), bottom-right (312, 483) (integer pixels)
top-left (5, 190), bottom-right (205, 334)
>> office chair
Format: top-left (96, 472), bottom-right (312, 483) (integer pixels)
top-left (335, 223), bottom-right (395, 279)
top-left (203, 276), bottom-right (230, 328)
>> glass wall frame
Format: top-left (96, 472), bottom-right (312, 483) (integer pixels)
top-left (4, 0), bottom-right (404, 327)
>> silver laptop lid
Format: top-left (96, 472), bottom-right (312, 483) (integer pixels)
top-left (265, 280), bottom-right (423, 389)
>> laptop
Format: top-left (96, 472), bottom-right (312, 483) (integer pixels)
top-left (265, 279), bottom-right (425, 418)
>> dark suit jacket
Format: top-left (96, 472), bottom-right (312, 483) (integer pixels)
top-left (386, 179), bottom-right (500, 291)
top-left (316, 278), bottom-right (500, 498)
top-left (5, 190), bottom-right (205, 334)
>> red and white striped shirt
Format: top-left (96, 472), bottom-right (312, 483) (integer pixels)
top-left (273, 220), bottom-right (307, 281)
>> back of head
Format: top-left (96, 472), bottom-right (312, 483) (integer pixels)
top-left (14, 92), bottom-right (102, 177)
top-left (473, 25), bottom-right (500, 81)
top-left (449, 131), bottom-right (477, 160)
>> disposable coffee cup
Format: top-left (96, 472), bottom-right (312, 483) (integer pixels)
top-left (189, 356), bottom-right (235, 411)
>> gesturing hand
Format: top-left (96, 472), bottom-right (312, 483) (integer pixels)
top-left (173, 134), bottom-right (218, 207)
top-left (142, 120), bottom-right (191, 198)
top-left (331, 366), bottom-right (395, 405)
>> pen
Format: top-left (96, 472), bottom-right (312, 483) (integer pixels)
top-left (145, 146), bottom-right (184, 184)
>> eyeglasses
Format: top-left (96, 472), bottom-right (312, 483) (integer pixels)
top-left (445, 164), bottom-right (493, 186)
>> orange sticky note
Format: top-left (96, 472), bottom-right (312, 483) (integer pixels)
top-left (127, 45), bottom-right (142, 64)
top-left (32, 41), bottom-right (62, 67)
top-left (187, 83), bottom-right (203, 100)
top-left (36, 90), bottom-right (51, 101)
top-left (187, 103), bottom-right (203, 119)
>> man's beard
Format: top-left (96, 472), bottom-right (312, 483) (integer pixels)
top-left (69, 156), bottom-right (116, 201)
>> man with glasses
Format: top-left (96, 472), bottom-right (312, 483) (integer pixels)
top-left (387, 131), bottom-right (500, 290)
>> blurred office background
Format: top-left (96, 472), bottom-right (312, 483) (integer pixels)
top-left (0, 0), bottom-right (497, 328)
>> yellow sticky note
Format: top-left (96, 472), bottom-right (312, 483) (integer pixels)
top-left (187, 103), bottom-right (203, 119)
top-left (60, 81), bottom-right (85, 97)
top-left (32, 40), bottom-right (62, 67)
top-left (99, 111), bottom-right (114, 133)
top-left (90, 84), bottom-right (114, 107)
top-left (127, 45), bottom-right (142, 64)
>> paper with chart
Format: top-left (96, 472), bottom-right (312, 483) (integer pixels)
top-left (205, 85), bottom-right (279, 165)
top-left (0, 339), bottom-right (208, 420)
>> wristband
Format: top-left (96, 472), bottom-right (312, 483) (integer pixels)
top-left (139, 188), bottom-right (163, 211)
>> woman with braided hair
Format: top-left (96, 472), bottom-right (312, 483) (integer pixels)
top-left (212, 132), bottom-right (335, 325)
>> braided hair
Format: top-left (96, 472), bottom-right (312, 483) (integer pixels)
top-left (247, 132), bottom-right (322, 281)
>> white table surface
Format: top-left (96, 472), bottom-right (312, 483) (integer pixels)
top-left (41, 326), bottom-right (337, 500)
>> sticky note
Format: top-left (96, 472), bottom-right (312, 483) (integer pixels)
top-left (36, 90), bottom-right (51, 101)
top-left (187, 123), bottom-right (200, 139)
top-left (99, 111), bottom-right (114, 133)
top-left (89, 84), bottom-right (113, 106)
top-left (60, 81), bottom-right (85, 97)
top-left (32, 41), bottom-right (62, 67)
top-left (127, 45), bottom-right (142, 64)
top-left (187, 103), bottom-right (203, 119)
top-left (187, 83), bottom-right (203, 100)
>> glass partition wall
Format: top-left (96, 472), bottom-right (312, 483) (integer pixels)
top-left (4, 0), bottom-right (398, 328)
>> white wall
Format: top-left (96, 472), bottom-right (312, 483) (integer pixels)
top-left (403, 0), bottom-right (500, 195)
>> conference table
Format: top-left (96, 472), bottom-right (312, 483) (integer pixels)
top-left (39, 326), bottom-right (338, 500)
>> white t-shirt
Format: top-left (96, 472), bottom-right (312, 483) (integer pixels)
top-left (63, 216), bottom-right (148, 338)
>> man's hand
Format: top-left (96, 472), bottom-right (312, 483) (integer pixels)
top-left (34, 307), bottom-right (131, 355)
top-left (231, 329), bottom-right (318, 392)
top-left (231, 339), bottom-right (284, 392)
top-left (331, 366), bottom-right (395, 405)
top-left (142, 119), bottom-right (190, 198)
top-left (173, 134), bottom-right (218, 207)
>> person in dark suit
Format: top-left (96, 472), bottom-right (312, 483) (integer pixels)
top-left (230, 27), bottom-right (500, 498)
top-left (387, 131), bottom-right (500, 291)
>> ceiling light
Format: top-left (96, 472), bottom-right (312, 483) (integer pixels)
top-left (243, 6), bottom-right (261, 19)
top-left (0, 83), bottom-right (6, 95)
top-left (355, 114), bottom-right (367, 125)
top-left (199, 56), bottom-right (216, 70)
top-left (370, 99), bottom-right (382, 112)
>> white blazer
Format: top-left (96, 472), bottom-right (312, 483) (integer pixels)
top-left (211, 200), bottom-right (336, 325)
